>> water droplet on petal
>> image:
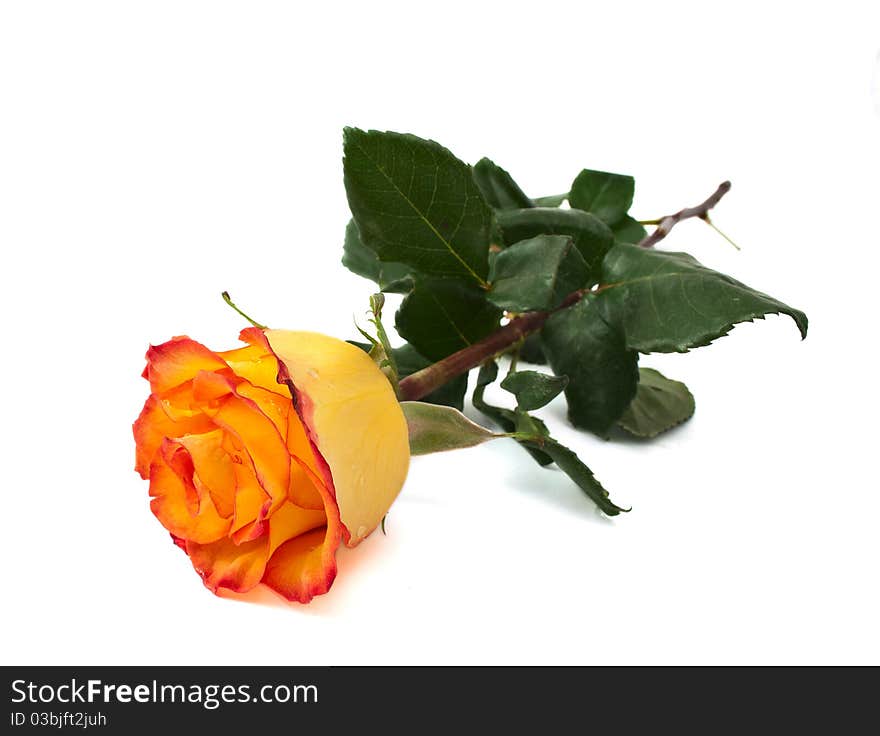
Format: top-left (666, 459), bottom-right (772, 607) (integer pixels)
top-left (307, 368), bottom-right (319, 379)
top-left (356, 525), bottom-right (367, 539)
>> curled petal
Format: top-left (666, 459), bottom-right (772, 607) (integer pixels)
top-left (202, 385), bottom-right (291, 511)
top-left (144, 337), bottom-right (228, 394)
top-left (228, 449), bottom-right (272, 544)
top-left (149, 440), bottom-right (230, 544)
top-left (134, 328), bottom-right (402, 604)
top-left (235, 382), bottom-right (290, 441)
top-left (220, 342), bottom-right (288, 397)
top-left (191, 369), bottom-right (236, 404)
top-left (285, 409), bottom-right (327, 510)
top-left (186, 535), bottom-right (269, 594)
top-left (268, 501), bottom-right (327, 554)
top-left (262, 528), bottom-right (337, 603)
top-left (176, 430), bottom-right (235, 519)
top-left (261, 462), bottom-right (343, 603)
top-left (133, 395), bottom-right (214, 478)
top-left (263, 330), bottom-right (410, 547)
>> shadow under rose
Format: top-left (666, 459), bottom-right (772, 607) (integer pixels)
top-left (215, 530), bottom-right (394, 615)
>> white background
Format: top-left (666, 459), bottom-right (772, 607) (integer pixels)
top-left (2, 1), bottom-right (878, 665)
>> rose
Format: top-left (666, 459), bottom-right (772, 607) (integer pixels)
top-left (133, 327), bottom-right (409, 603)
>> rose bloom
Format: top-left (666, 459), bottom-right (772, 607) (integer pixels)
top-left (133, 327), bottom-right (409, 603)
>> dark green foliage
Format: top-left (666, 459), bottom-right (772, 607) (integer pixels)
top-left (542, 297), bottom-right (639, 437)
top-left (340, 128), bottom-right (809, 517)
top-left (500, 370), bottom-right (568, 411)
top-left (597, 244), bottom-right (808, 353)
top-left (496, 207), bottom-right (614, 284)
top-left (618, 368), bottom-right (695, 438)
top-left (568, 168), bottom-right (635, 227)
top-left (343, 128), bottom-right (493, 284)
top-left (395, 278), bottom-right (502, 361)
top-left (488, 235), bottom-right (588, 312)
top-left (472, 157), bottom-right (534, 210)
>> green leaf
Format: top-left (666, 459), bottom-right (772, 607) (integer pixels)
top-left (511, 407), bottom-right (551, 439)
top-left (472, 157), bottom-right (534, 210)
top-left (473, 366), bottom-right (626, 515)
top-left (488, 235), bottom-right (588, 312)
top-left (343, 128), bottom-right (493, 285)
top-left (496, 207), bottom-right (614, 285)
top-left (611, 215), bottom-right (647, 245)
top-left (518, 434), bottom-right (628, 516)
top-left (473, 361), bottom-right (553, 466)
top-left (598, 243), bottom-right (809, 353)
top-left (395, 278), bottom-right (502, 361)
top-left (568, 168), bottom-right (634, 227)
top-left (349, 341), bottom-right (468, 410)
top-left (519, 333), bottom-right (547, 364)
top-left (401, 401), bottom-right (499, 455)
top-left (542, 297), bottom-right (639, 436)
top-left (341, 220), bottom-right (412, 293)
top-left (533, 192), bottom-right (567, 207)
top-left (618, 368), bottom-right (695, 438)
top-left (501, 370), bottom-right (568, 411)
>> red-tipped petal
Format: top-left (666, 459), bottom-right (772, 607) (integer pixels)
top-left (144, 337), bottom-right (227, 394)
top-left (261, 528), bottom-right (337, 603)
top-left (204, 390), bottom-right (290, 510)
top-left (186, 535), bottom-right (270, 594)
top-left (220, 342), bottom-right (288, 398)
top-left (261, 459), bottom-right (343, 602)
top-left (133, 395), bottom-right (214, 478)
top-left (149, 441), bottom-right (230, 544)
top-left (263, 330), bottom-right (410, 546)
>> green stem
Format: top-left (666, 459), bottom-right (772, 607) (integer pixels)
top-left (221, 291), bottom-right (267, 330)
top-left (507, 340), bottom-right (522, 376)
top-left (398, 293), bottom-right (582, 401)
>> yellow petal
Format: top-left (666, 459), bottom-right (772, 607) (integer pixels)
top-left (263, 330), bottom-right (410, 546)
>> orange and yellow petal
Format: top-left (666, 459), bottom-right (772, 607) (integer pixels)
top-left (263, 330), bottom-right (410, 546)
top-left (235, 382), bottom-right (291, 439)
top-left (261, 454), bottom-right (344, 602)
top-left (267, 501), bottom-right (327, 555)
top-left (175, 430), bottom-right (236, 519)
top-left (186, 534), bottom-right (270, 594)
top-left (228, 451), bottom-right (272, 543)
top-left (149, 441), bottom-right (230, 544)
top-left (204, 390), bottom-right (291, 509)
top-left (283, 405), bottom-right (326, 510)
top-left (136, 327), bottom-right (402, 604)
top-left (288, 454), bottom-right (326, 511)
top-left (261, 528), bottom-right (337, 603)
top-left (134, 395), bottom-right (214, 478)
top-left (220, 343), bottom-right (288, 398)
top-left (144, 337), bottom-right (228, 394)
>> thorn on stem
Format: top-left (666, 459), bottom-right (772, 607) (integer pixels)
top-left (704, 216), bottom-right (742, 251)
